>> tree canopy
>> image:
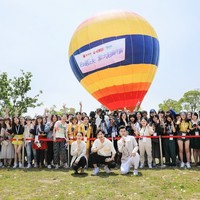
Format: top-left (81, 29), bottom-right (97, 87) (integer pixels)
top-left (158, 89), bottom-right (200, 113)
top-left (0, 70), bottom-right (42, 116)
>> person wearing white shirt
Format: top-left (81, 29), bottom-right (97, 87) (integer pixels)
top-left (90, 130), bottom-right (116, 175)
top-left (117, 126), bottom-right (140, 176)
top-left (71, 132), bottom-right (87, 174)
top-left (53, 114), bottom-right (69, 169)
top-left (136, 118), bottom-right (154, 169)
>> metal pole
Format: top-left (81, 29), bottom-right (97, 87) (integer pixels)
top-left (68, 144), bottom-right (70, 167)
top-left (22, 143), bottom-right (25, 168)
top-left (159, 135), bottom-right (164, 168)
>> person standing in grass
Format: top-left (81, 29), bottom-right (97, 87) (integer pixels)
top-left (117, 125), bottom-right (140, 176)
top-left (11, 117), bottom-right (24, 168)
top-left (163, 115), bottom-right (177, 167)
top-left (176, 112), bottom-right (192, 168)
top-left (45, 114), bottom-right (58, 169)
top-left (53, 114), bottom-right (69, 169)
top-left (0, 118), bottom-right (14, 168)
top-left (136, 118), bottom-right (154, 169)
top-left (70, 132), bottom-right (87, 174)
top-left (23, 116), bottom-right (34, 168)
top-left (31, 115), bottom-right (47, 168)
top-left (90, 130), bottom-right (116, 175)
top-left (190, 112), bottom-right (200, 166)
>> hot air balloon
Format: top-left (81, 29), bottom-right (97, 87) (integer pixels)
top-left (68, 10), bottom-right (159, 111)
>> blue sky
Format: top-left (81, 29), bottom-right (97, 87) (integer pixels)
top-left (0, 0), bottom-right (200, 116)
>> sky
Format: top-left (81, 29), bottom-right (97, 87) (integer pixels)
top-left (0, 0), bottom-right (200, 117)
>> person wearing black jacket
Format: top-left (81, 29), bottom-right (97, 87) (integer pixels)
top-left (151, 115), bottom-right (164, 167)
top-left (30, 115), bottom-right (47, 168)
top-left (163, 115), bottom-right (177, 166)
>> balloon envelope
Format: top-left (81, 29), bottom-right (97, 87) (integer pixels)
top-left (69, 10), bottom-right (159, 111)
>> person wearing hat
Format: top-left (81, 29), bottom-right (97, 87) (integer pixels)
top-left (90, 129), bottom-right (116, 175)
top-left (148, 109), bottom-right (157, 125)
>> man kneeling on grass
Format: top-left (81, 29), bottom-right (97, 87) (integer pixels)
top-left (117, 126), bottom-right (140, 176)
top-left (90, 130), bottom-right (116, 175)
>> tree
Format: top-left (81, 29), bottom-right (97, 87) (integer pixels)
top-left (0, 70), bottom-right (42, 116)
top-left (158, 99), bottom-right (182, 113)
top-left (179, 89), bottom-right (200, 112)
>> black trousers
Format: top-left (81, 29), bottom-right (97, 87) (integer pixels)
top-left (47, 141), bottom-right (53, 165)
top-left (72, 156), bottom-right (87, 171)
top-left (163, 139), bottom-right (176, 165)
top-left (90, 153), bottom-right (115, 169)
top-left (36, 149), bottom-right (45, 166)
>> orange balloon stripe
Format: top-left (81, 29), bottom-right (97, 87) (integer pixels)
top-left (92, 82), bottom-right (151, 100)
top-left (80, 64), bottom-right (157, 94)
top-left (97, 91), bottom-right (146, 111)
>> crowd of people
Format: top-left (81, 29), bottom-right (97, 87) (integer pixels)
top-left (0, 105), bottom-right (200, 176)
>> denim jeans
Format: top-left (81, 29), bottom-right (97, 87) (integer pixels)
top-left (25, 142), bottom-right (37, 164)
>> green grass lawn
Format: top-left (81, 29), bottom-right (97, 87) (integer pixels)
top-left (0, 167), bottom-right (200, 200)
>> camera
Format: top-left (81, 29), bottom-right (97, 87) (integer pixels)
top-left (100, 110), bottom-right (107, 122)
top-left (89, 111), bottom-right (97, 136)
top-left (193, 124), bottom-right (197, 128)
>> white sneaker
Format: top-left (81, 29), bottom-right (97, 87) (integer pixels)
top-left (26, 164), bottom-right (31, 169)
top-left (104, 166), bottom-right (110, 173)
top-left (92, 167), bottom-right (100, 175)
top-left (186, 162), bottom-right (191, 169)
top-left (13, 163), bottom-right (18, 169)
top-left (133, 169), bottom-right (138, 176)
top-left (139, 164), bottom-right (144, 169)
top-left (148, 164), bottom-right (152, 169)
top-left (63, 163), bottom-right (69, 169)
top-left (34, 163), bottom-right (38, 168)
top-left (180, 162), bottom-right (185, 168)
top-left (47, 165), bottom-right (51, 169)
top-left (55, 164), bottom-right (59, 169)
top-left (19, 162), bottom-right (22, 168)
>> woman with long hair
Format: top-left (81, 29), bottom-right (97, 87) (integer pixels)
top-left (70, 132), bottom-right (87, 174)
top-left (79, 116), bottom-right (93, 158)
top-left (31, 115), bottom-right (47, 168)
top-left (11, 117), bottom-right (24, 168)
top-left (0, 118), bottom-right (14, 167)
top-left (190, 112), bottom-right (200, 166)
top-left (23, 116), bottom-right (35, 168)
top-left (45, 114), bottom-right (58, 169)
top-left (176, 112), bottom-right (192, 168)
top-left (136, 117), bottom-right (154, 169)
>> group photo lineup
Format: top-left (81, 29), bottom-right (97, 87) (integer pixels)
top-left (0, 0), bottom-right (199, 199)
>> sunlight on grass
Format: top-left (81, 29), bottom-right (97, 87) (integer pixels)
top-left (0, 168), bottom-right (200, 200)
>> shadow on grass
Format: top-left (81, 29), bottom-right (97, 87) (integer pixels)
top-left (94, 172), bottom-right (119, 178)
top-left (71, 172), bottom-right (89, 178)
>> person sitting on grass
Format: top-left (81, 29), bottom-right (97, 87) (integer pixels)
top-left (117, 125), bottom-right (140, 176)
top-left (90, 129), bottom-right (116, 176)
top-left (70, 132), bottom-right (87, 174)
